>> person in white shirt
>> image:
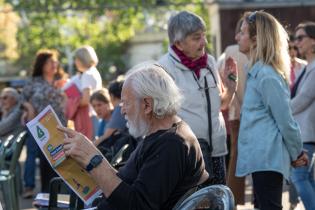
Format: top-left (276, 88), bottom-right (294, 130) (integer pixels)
top-left (71, 45), bottom-right (103, 139)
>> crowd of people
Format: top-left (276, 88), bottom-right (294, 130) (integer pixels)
top-left (0, 9), bottom-right (314, 210)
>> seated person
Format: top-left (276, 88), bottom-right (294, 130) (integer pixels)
top-left (90, 88), bottom-right (113, 140)
top-left (58, 64), bottom-right (209, 210)
top-left (94, 79), bottom-right (127, 146)
top-left (0, 87), bottom-right (23, 139)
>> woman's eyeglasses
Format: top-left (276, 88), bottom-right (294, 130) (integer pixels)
top-left (294, 35), bottom-right (309, 42)
top-left (192, 66), bottom-right (218, 90)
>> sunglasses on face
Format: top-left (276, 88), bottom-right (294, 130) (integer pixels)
top-left (294, 35), bottom-right (308, 42)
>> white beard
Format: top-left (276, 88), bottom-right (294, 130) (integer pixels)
top-left (126, 108), bottom-right (150, 138)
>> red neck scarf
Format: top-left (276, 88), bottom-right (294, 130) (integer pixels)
top-left (172, 45), bottom-right (208, 78)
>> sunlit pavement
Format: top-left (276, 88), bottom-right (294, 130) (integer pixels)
top-left (12, 147), bottom-right (305, 210)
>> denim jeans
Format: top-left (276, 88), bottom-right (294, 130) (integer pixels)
top-left (291, 143), bottom-right (315, 210)
top-left (23, 132), bottom-right (39, 188)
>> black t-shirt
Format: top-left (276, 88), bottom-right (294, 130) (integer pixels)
top-left (99, 121), bottom-right (205, 210)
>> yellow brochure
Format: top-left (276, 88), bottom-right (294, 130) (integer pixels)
top-left (26, 105), bottom-right (102, 205)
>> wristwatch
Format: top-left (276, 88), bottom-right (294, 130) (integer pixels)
top-left (85, 154), bottom-right (104, 172)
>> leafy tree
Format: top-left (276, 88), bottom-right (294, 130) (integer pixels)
top-left (4, 0), bottom-right (209, 80)
top-left (0, 0), bottom-right (19, 60)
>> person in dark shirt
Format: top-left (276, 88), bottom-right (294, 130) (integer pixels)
top-left (58, 64), bottom-right (209, 210)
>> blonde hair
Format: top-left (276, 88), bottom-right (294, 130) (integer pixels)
top-left (74, 45), bottom-right (99, 68)
top-left (244, 11), bottom-right (290, 84)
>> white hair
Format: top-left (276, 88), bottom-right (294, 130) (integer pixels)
top-left (1, 87), bottom-right (20, 101)
top-left (125, 63), bottom-right (183, 118)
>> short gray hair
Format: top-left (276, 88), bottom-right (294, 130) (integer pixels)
top-left (125, 64), bottom-right (183, 118)
top-left (168, 11), bottom-right (206, 45)
top-left (1, 87), bottom-right (20, 101)
top-left (74, 45), bottom-right (99, 68)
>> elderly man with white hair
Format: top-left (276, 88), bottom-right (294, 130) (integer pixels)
top-left (58, 64), bottom-right (208, 210)
top-left (0, 87), bottom-right (23, 138)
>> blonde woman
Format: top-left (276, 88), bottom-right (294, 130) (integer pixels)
top-left (235, 11), bottom-right (308, 210)
top-left (66, 45), bottom-right (102, 139)
top-left (74, 45), bottom-right (102, 104)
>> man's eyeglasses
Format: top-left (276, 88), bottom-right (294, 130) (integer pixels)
top-left (294, 35), bottom-right (308, 42)
top-left (247, 11), bottom-right (258, 24)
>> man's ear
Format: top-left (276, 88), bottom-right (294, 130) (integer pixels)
top-left (143, 97), bottom-right (153, 115)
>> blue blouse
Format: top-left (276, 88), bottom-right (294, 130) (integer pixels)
top-left (236, 61), bottom-right (302, 179)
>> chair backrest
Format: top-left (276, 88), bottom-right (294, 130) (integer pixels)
top-left (0, 130), bottom-right (27, 172)
top-left (172, 184), bottom-right (234, 210)
top-left (8, 130), bottom-right (27, 173)
top-left (0, 135), bottom-right (14, 169)
top-left (110, 144), bottom-right (129, 168)
top-left (48, 177), bottom-right (84, 210)
top-left (97, 129), bottom-right (138, 164)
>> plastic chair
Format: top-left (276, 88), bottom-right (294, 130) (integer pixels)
top-left (110, 144), bottom-right (129, 169)
top-left (0, 130), bottom-right (27, 210)
top-left (172, 184), bottom-right (235, 210)
top-left (37, 177), bottom-right (84, 210)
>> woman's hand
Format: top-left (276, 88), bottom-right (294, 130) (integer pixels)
top-left (58, 126), bottom-right (100, 169)
top-left (20, 102), bottom-right (36, 125)
top-left (222, 57), bottom-right (238, 93)
top-left (291, 151), bottom-right (309, 167)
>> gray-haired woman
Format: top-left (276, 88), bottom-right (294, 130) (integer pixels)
top-left (159, 10), bottom-right (237, 185)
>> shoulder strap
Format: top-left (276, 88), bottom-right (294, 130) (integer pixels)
top-left (291, 66), bottom-right (306, 99)
top-left (204, 77), bottom-right (213, 154)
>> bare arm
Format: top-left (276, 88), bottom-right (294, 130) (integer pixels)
top-left (21, 102), bottom-right (36, 125)
top-left (220, 57), bottom-right (238, 110)
top-left (79, 88), bottom-right (91, 107)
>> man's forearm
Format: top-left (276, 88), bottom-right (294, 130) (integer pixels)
top-left (90, 160), bottom-right (122, 198)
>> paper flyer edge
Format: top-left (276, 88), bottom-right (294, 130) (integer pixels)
top-left (26, 105), bottom-right (102, 205)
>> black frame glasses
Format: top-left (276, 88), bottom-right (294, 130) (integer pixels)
top-left (294, 35), bottom-right (309, 42)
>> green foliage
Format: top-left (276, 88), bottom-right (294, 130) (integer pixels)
top-left (4, 0), bottom-right (210, 80)
top-left (15, 8), bottom-right (144, 78)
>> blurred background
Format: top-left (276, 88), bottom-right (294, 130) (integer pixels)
top-left (0, 0), bottom-right (313, 87)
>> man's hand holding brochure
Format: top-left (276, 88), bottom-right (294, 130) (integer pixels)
top-left (26, 105), bottom-right (102, 205)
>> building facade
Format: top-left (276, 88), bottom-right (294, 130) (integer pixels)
top-left (206, 0), bottom-right (315, 57)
